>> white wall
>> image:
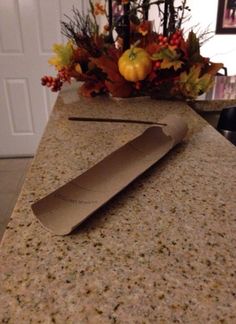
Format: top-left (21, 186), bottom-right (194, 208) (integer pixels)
top-left (185, 0), bottom-right (236, 75)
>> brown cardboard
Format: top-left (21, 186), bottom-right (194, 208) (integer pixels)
top-left (31, 114), bottom-right (188, 235)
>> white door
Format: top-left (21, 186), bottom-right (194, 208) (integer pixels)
top-left (0, 0), bottom-right (87, 157)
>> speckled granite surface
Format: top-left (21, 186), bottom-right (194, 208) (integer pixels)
top-left (188, 99), bottom-right (236, 112)
top-left (0, 90), bottom-right (236, 323)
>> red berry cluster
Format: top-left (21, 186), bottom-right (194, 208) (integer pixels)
top-left (58, 68), bottom-right (71, 82)
top-left (157, 35), bottom-right (168, 48)
top-left (41, 76), bottom-right (63, 92)
top-left (154, 61), bottom-right (161, 71)
top-left (169, 30), bottom-right (183, 47)
top-left (41, 67), bottom-right (72, 92)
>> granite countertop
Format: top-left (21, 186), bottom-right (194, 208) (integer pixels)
top-left (188, 99), bottom-right (236, 112)
top-left (0, 89), bottom-right (236, 323)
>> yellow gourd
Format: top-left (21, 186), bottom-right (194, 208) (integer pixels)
top-left (118, 47), bottom-right (152, 82)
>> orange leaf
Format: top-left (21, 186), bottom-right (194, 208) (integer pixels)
top-left (146, 42), bottom-right (161, 56)
top-left (105, 80), bottom-right (133, 98)
top-left (70, 69), bottom-right (96, 82)
top-left (73, 48), bottom-right (89, 62)
top-left (92, 54), bottom-right (133, 97)
top-left (79, 81), bottom-right (106, 97)
top-left (91, 56), bottom-right (122, 82)
top-left (107, 46), bottom-right (123, 61)
top-left (205, 62), bottom-right (224, 76)
top-left (178, 38), bottom-right (188, 59)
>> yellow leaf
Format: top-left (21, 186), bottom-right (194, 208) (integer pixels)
top-left (178, 65), bottom-right (214, 99)
top-left (161, 58), bottom-right (183, 71)
top-left (152, 46), bottom-right (183, 71)
top-left (48, 41), bottom-right (74, 71)
top-left (75, 63), bottom-right (82, 74)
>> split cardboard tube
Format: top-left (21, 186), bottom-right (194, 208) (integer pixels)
top-left (32, 114), bottom-right (188, 235)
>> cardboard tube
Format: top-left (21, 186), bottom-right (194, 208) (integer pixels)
top-left (161, 115), bottom-right (188, 147)
top-left (32, 114), bottom-right (188, 235)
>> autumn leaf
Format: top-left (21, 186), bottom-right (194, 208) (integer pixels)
top-left (152, 46), bottom-right (178, 60)
top-left (178, 38), bottom-right (189, 59)
top-left (146, 42), bottom-right (161, 55)
top-left (161, 58), bottom-right (183, 71)
top-left (106, 46), bottom-right (123, 61)
top-left (204, 62), bottom-right (224, 76)
top-left (178, 65), bottom-right (214, 99)
top-left (186, 31), bottom-right (200, 58)
top-left (79, 80), bottom-right (106, 97)
top-left (73, 48), bottom-right (89, 63)
top-left (48, 41), bottom-right (74, 71)
top-left (91, 56), bottom-right (122, 81)
top-left (152, 47), bottom-right (183, 71)
top-left (70, 69), bottom-right (96, 82)
top-left (186, 31), bottom-right (206, 64)
top-left (198, 73), bottom-right (213, 93)
top-left (105, 80), bottom-right (133, 98)
top-left (91, 55), bottom-right (133, 97)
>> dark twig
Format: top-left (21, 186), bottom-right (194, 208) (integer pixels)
top-left (123, 3), bottom-right (130, 50)
top-left (61, 7), bottom-right (101, 57)
top-left (143, 0), bottom-right (150, 20)
top-left (68, 116), bottom-right (167, 126)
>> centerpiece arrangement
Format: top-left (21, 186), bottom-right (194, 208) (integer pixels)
top-left (41, 0), bottom-right (223, 99)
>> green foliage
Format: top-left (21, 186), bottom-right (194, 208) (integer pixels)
top-left (178, 65), bottom-right (213, 98)
top-left (152, 47), bottom-right (183, 71)
top-left (186, 31), bottom-right (205, 64)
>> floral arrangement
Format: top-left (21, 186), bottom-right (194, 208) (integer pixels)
top-left (41, 0), bottom-right (223, 99)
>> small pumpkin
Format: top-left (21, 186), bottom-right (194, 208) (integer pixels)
top-left (118, 47), bottom-right (152, 82)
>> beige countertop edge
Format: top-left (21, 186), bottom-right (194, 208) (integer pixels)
top-left (189, 99), bottom-right (236, 112)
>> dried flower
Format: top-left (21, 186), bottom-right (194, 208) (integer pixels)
top-left (102, 24), bottom-right (110, 35)
top-left (94, 2), bottom-right (106, 16)
top-left (138, 21), bottom-right (151, 36)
